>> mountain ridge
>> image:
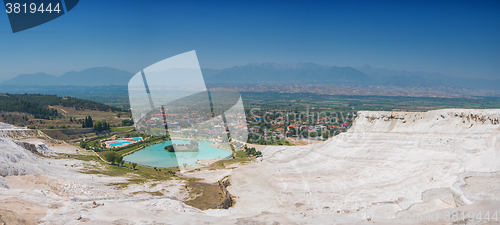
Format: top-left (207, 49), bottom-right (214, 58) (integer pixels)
top-left (2, 67), bottom-right (134, 86)
top-left (2, 64), bottom-right (499, 95)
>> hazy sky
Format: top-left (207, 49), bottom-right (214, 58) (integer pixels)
top-left (0, 0), bottom-right (499, 80)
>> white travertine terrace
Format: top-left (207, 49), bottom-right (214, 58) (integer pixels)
top-left (225, 109), bottom-right (500, 218)
top-left (1, 110), bottom-right (499, 224)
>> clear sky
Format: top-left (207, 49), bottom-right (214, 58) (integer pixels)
top-left (0, 0), bottom-right (499, 80)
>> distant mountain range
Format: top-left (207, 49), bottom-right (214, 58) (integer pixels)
top-left (203, 62), bottom-right (369, 86)
top-left (2, 67), bottom-right (134, 86)
top-left (355, 65), bottom-right (500, 90)
top-left (2, 63), bottom-right (499, 96)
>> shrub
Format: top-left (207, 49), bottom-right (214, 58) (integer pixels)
top-left (244, 146), bottom-right (262, 157)
top-left (104, 152), bottom-right (123, 165)
top-left (104, 152), bottom-right (116, 163)
top-left (79, 141), bottom-right (87, 149)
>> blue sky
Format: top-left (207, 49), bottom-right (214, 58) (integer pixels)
top-left (0, 0), bottom-right (499, 80)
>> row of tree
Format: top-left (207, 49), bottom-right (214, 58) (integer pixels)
top-left (94, 121), bottom-right (111, 132)
top-left (82, 116), bottom-right (94, 128)
top-left (82, 115), bottom-right (111, 133)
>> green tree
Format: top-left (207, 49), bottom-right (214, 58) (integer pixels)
top-left (88, 116), bottom-right (93, 127)
top-left (115, 155), bottom-right (124, 166)
top-left (104, 152), bottom-right (116, 164)
top-left (83, 116), bottom-right (94, 128)
top-left (79, 141), bottom-right (87, 149)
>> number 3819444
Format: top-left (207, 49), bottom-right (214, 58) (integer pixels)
top-left (6, 3), bottom-right (61, 13)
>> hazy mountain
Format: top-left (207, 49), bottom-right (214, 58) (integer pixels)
top-left (2, 67), bottom-right (134, 86)
top-left (2, 72), bottom-right (59, 86)
top-left (203, 62), bottom-right (370, 86)
top-left (204, 63), bottom-right (500, 91)
top-left (357, 65), bottom-right (500, 90)
top-left (4, 63), bottom-right (371, 87)
top-left (2, 64), bottom-right (499, 97)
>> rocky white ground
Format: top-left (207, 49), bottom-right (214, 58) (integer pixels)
top-left (1, 109), bottom-right (500, 224)
top-left (191, 109), bottom-right (500, 224)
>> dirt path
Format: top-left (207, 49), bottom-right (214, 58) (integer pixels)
top-left (48, 106), bottom-right (67, 115)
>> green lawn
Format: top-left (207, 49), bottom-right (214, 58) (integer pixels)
top-left (110, 126), bottom-right (135, 132)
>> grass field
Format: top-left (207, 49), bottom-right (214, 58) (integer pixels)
top-left (110, 126), bottom-right (134, 132)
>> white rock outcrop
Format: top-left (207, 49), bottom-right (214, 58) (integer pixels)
top-left (227, 109), bottom-right (500, 218)
top-left (0, 138), bottom-right (46, 177)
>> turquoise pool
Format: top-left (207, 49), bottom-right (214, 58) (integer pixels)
top-left (132, 138), bottom-right (142, 141)
top-left (123, 140), bottom-right (232, 168)
top-left (109, 141), bottom-right (131, 147)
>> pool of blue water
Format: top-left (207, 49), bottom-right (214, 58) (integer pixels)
top-left (123, 140), bottom-right (232, 168)
top-left (109, 141), bottom-right (131, 147)
top-left (132, 138), bottom-right (142, 141)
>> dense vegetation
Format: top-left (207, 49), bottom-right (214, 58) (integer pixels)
top-left (0, 93), bottom-right (123, 114)
top-left (0, 94), bottom-right (59, 119)
top-left (0, 93), bottom-right (124, 120)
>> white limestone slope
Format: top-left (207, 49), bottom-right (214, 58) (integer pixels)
top-left (227, 109), bottom-right (500, 218)
top-left (0, 122), bottom-right (26, 130)
top-left (0, 138), bottom-right (46, 178)
top-left (1, 111), bottom-right (499, 224)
